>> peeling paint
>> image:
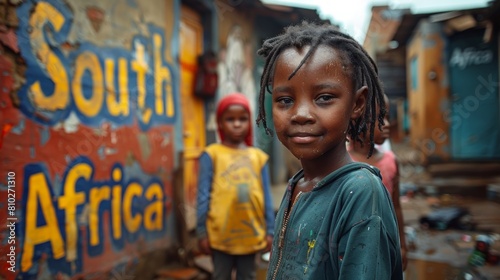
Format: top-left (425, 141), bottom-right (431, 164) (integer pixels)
top-left (53, 173), bottom-right (62, 197)
top-left (53, 112), bottom-right (81, 133)
top-left (137, 132), bottom-right (151, 159)
top-left (0, 28), bottom-right (18, 52)
top-left (85, 6), bottom-right (105, 33)
top-left (153, 131), bottom-right (171, 147)
top-left (10, 117), bottom-right (24, 134)
top-left (30, 145), bottom-right (35, 157)
top-left (111, 131), bottom-right (117, 144)
top-left (9, 0), bottom-right (23, 5)
top-left (98, 145), bottom-right (117, 159)
top-left (39, 125), bottom-right (50, 145)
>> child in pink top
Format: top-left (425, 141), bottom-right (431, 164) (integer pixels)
top-left (348, 94), bottom-right (408, 271)
top-left (373, 148), bottom-right (397, 194)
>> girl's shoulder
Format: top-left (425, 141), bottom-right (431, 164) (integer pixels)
top-left (319, 162), bottom-right (382, 189)
top-left (333, 165), bottom-right (390, 207)
top-left (338, 163), bottom-right (385, 192)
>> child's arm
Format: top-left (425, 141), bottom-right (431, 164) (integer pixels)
top-left (334, 171), bottom-right (402, 279)
top-left (261, 162), bottom-right (275, 251)
top-left (392, 158), bottom-right (408, 271)
top-left (196, 152), bottom-right (213, 254)
top-left (338, 215), bottom-right (400, 279)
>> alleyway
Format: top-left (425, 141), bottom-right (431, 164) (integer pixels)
top-left (392, 140), bottom-right (500, 279)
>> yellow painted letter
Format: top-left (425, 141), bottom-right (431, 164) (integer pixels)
top-left (111, 168), bottom-right (123, 239)
top-left (22, 173), bottom-right (65, 272)
top-left (58, 163), bottom-right (90, 261)
top-left (112, 185), bottom-right (122, 239)
top-left (89, 186), bottom-right (111, 246)
top-left (73, 52), bottom-right (104, 117)
top-left (105, 58), bottom-right (129, 116)
top-left (153, 34), bottom-right (174, 117)
top-left (144, 183), bottom-right (164, 231)
top-left (29, 2), bottom-right (69, 111)
top-left (123, 182), bottom-right (143, 233)
top-left (131, 42), bottom-right (152, 123)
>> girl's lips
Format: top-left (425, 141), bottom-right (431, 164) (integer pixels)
top-left (289, 134), bottom-right (318, 144)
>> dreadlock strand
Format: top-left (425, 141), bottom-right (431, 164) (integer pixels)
top-left (288, 36), bottom-right (321, 80)
top-left (256, 39), bottom-right (289, 133)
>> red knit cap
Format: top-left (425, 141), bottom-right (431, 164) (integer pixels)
top-left (216, 93), bottom-right (253, 146)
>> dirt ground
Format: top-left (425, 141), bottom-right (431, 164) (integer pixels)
top-left (389, 141), bottom-right (500, 279)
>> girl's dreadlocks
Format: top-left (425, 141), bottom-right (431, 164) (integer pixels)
top-left (256, 21), bottom-right (386, 158)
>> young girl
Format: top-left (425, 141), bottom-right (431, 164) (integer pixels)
top-left (257, 22), bottom-right (403, 279)
top-left (196, 93), bottom-right (274, 280)
top-left (348, 94), bottom-right (408, 271)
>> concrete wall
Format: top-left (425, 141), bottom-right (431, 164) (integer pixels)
top-left (0, 0), bottom-right (180, 278)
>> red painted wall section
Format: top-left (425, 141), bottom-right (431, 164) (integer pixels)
top-left (0, 0), bottom-right (180, 279)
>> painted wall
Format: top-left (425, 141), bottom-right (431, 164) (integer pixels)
top-left (215, 7), bottom-right (280, 156)
top-left (179, 5), bottom-right (206, 232)
top-left (447, 30), bottom-right (500, 159)
top-left (216, 10), bottom-right (257, 121)
top-left (407, 20), bottom-right (450, 162)
top-left (0, 0), bottom-right (180, 278)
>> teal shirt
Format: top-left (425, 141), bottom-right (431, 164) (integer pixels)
top-left (266, 162), bottom-right (403, 280)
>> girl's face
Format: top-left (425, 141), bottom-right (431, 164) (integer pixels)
top-left (272, 45), bottom-right (366, 161)
top-left (218, 104), bottom-right (250, 146)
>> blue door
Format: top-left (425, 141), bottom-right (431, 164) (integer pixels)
top-left (448, 31), bottom-right (500, 159)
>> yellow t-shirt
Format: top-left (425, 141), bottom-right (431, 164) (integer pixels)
top-left (204, 144), bottom-right (269, 255)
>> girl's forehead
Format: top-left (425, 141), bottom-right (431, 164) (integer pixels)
top-left (283, 44), bottom-right (344, 58)
top-left (274, 45), bottom-right (351, 80)
top-left (226, 104), bottom-right (245, 109)
top-left (223, 104), bottom-right (248, 113)
top-left (278, 45), bottom-right (349, 71)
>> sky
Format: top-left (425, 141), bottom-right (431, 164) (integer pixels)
top-left (261, 0), bottom-right (491, 42)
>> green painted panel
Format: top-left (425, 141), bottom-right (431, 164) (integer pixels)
top-left (448, 30), bottom-right (500, 159)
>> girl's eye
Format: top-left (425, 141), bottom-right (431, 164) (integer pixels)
top-left (276, 97), bottom-right (293, 105)
top-left (316, 94), bottom-right (334, 103)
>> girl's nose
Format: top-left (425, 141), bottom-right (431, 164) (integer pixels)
top-left (291, 103), bottom-right (314, 124)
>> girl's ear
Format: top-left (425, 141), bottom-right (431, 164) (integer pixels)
top-left (351, 86), bottom-right (368, 119)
